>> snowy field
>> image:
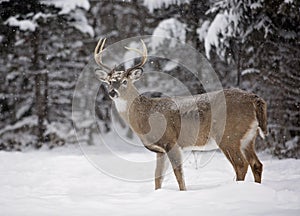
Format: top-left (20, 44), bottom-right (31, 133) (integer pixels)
top-left (0, 146), bottom-right (299, 216)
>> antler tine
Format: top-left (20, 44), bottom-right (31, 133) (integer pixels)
top-left (140, 39), bottom-right (148, 66)
top-left (94, 38), bottom-right (112, 71)
top-left (125, 39), bottom-right (148, 72)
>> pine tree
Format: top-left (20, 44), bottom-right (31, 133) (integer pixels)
top-left (0, 0), bottom-right (93, 150)
top-left (204, 0), bottom-right (300, 158)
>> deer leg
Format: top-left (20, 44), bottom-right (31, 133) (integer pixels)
top-left (155, 152), bottom-right (168, 190)
top-left (166, 144), bottom-right (186, 191)
top-left (243, 139), bottom-right (263, 183)
top-left (223, 147), bottom-right (249, 181)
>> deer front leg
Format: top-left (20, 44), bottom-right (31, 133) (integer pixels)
top-left (155, 152), bottom-right (168, 190)
top-left (166, 144), bottom-right (186, 191)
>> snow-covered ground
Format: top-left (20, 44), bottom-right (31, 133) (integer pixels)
top-left (0, 146), bottom-right (299, 216)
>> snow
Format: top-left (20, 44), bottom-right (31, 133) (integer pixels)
top-left (33, 12), bottom-right (50, 20)
top-left (5, 13), bottom-right (52, 32)
top-left (45, 122), bottom-right (73, 141)
top-left (241, 68), bottom-right (260, 76)
top-left (4, 1), bottom-right (93, 36)
top-left (69, 10), bottom-right (94, 37)
top-left (151, 18), bottom-right (186, 50)
top-left (279, 29), bottom-right (297, 40)
top-left (204, 11), bottom-right (240, 58)
top-left (250, 2), bottom-right (262, 9)
top-left (41, 0), bottom-right (90, 14)
top-left (285, 136), bottom-right (299, 151)
top-left (5, 71), bottom-right (19, 82)
top-left (254, 16), bottom-right (273, 38)
top-left (143, 0), bottom-right (190, 13)
top-left (163, 60), bottom-right (178, 71)
top-left (204, 13), bottom-right (227, 59)
top-left (0, 146), bottom-right (299, 215)
top-left (197, 20), bottom-right (210, 42)
top-left (0, 116), bottom-right (37, 136)
top-left (16, 100), bottom-right (32, 119)
top-left (5, 17), bottom-right (37, 32)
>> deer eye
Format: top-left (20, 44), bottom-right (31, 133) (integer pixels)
top-left (122, 80), bottom-right (127, 85)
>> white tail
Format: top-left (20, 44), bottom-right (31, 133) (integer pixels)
top-left (94, 38), bottom-right (267, 190)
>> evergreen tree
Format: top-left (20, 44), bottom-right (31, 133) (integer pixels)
top-left (0, 0), bottom-right (93, 149)
top-left (143, 0), bottom-right (300, 158)
top-left (204, 0), bottom-right (300, 158)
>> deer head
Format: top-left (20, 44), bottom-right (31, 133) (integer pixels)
top-left (94, 38), bottom-right (148, 99)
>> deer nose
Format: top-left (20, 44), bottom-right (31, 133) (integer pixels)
top-left (109, 89), bottom-right (119, 98)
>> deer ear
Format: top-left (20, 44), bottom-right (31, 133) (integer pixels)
top-left (95, 69), bottom-right (108, 83)
top-left (128, 68), bottom-right (143, 81)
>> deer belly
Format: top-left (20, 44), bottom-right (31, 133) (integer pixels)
top-left (182, 137), bottom-right (219, 151)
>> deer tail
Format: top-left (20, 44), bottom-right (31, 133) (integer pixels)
top-left (254, 96), bottom-right (267, 139)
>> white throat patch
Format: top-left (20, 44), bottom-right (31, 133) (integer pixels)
top-left (113, 98), bottom-right (127, 113)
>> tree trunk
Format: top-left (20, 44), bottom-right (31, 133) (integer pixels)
top-left (236, 47), bottom-right (241, 87)
top-left (34, 74), bottom-right (44, 147)
top-left (32, 29), bottom-right (48, 148)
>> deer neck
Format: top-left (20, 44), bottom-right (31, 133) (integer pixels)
top-left (113, 82), bottom-right (140, 123)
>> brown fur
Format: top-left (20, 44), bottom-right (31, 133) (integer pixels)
top-left (121, 87), bottom-right (267, 190)
top-left (254, 96), bottom-right (268, 135)
top-left (94, 39), bottom-right (267, 190)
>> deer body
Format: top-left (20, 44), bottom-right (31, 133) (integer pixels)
top-left (94, 38), bottom-right (267, 190)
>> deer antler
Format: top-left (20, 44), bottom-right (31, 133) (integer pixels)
top-left (125, 39), bottom-right (148, 74)
top-left (94, 38), bottom-right (112, 71)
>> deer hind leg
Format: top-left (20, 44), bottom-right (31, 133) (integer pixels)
top-left (223, 147), bottom-right (249, 181)
top-left (166, 144), bottom-right (186, 191)
top-left (155, 152), bottom-right (168, 190)
top-left (243, 139), bottom-right (263, 183)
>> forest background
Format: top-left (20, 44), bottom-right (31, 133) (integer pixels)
top-left (0, 0), bottom-right (299, 158)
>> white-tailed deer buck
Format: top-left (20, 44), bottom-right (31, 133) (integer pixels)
top-left (94, 38), bottom-right (267, 191)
